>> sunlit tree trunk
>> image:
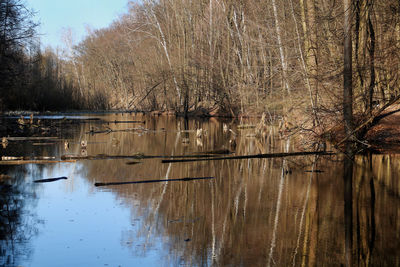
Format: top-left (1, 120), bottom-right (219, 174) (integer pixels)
top-left (144, 0), bottom-right (182, 107)
top-left (290, 0), bottom-right (319, 125)
top-left (305, 0), bottom-right (318, 107)
top-left (271, 0), bottom-right (290, 94)
top-left (62, 29), bottom-right (84, 100)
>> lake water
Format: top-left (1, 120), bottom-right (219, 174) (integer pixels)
top-left (0, 113), bottom-right (399, 266)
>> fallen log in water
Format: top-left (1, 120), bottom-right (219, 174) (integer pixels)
top-left (304, 169), bottom-right (324, 173)
top-left (161, 151), bottom-right (335, 163)
top-left (111, 120), bottom-right (145, 124)
top-left (61, 152), bottom-right (234, 161)
top-left (94, 176), bottom-right (214, 187)
top-left (194, 149), bottom-right (232, 155)
top-left (33, 142), bottom-right (57, 146)
top-left (125, 161), bottom-right (142, 165)
top-left (0, 159), bottom-right (76, 165)
top-left (3, 136), bottom-right (59, 141)
top-left (2, 156), bottom-right (56, 160)
top-left (34, 176), bottom-right (68, 183)
top-left (2, 156), bottom-right (23, 160)
top-left (86, 127), bottom-right (158, 135)
top-left (2, 156), bottom-right (56, 161)
top-left (61, 153), bottom-right (148, 160)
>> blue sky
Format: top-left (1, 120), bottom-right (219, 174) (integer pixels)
top-left (26, 0), bottom-right (132, 49)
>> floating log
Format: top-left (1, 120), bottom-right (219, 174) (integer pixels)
top-left (61, 152), bottom-right (233, 161)
top-left (3, 136), bottom-right (59, 141)
top-left (86, 127), bottom-right (153, 135)
top-left (161, 151), bottom-right (335, 163)
top-left (33, 142), bottom-right (57, 146)
top-left (80, 118), bottom-right (101, 121)
top-left (304, 169), bottom-right (324, 173)
top-left (61, 153), bottom-right (148, 160)
top-left (126, 161), bottom-right (142, 165)
top-left (2, 156), bottom-right (23, 161)
top-left (0, 159), bottom-right (76, 165)
top-left (34, 176), bottom-right (68, 183)
top-left (94, 176), bottom-right (214, 187)
top-left (2, 156), bottom-right (56, 161)
top-left (195, 149), bottom-right (232, 155)
top-left (86, 129), bottom-right (112, 134)
top-left (30, 156), bottom-right (56, 160)
top-left (111, 120), bottom-right (145, 124)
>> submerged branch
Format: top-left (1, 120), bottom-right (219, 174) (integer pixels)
top-left (34, 177), bottom-right (68, 183)
top-left (86, 127), bottom-right (164, 135)
top-left (61, 152), bottom-right (233, 161)
top-left (110, 120), bottom-right (145, 124)
top-left (2, 136), bottom-right (59, 141)
top-left (0, 159), bottom-right (76, 165)
top-left (161, 151), bottom-right (335, 163)
top-left (94, 176), bottom-right (214, 187)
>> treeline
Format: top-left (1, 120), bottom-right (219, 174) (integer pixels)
top-left (0, 0), bottom-right (79, 111)
top-left (2, 0), bottom-right (400, 128)
top-left (66, 0), bottom-right (400, 123)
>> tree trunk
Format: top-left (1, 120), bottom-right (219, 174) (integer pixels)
top-left (343, 0), bottom-right (354, 148)
top-left (368, 7), bottom-right (375, 116)
top-left (271, 0), bottom-right (290, 94)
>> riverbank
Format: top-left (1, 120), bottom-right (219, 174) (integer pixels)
top-left (2, 106), bottom-right (400, 154)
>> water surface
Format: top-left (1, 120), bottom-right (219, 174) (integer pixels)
top-left (1, 113), bottom-right (399, 266)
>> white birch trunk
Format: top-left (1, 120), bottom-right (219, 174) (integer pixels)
top-left (271, 0), bottom-right (290, 94)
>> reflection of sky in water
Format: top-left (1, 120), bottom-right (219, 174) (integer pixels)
top-left (17, 163), bottom-right (167, 267)
top-left (2, 114), bottom-right (399, 266)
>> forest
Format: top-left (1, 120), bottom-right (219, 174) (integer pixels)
top-left (1, 0), bottom-right (400, 140)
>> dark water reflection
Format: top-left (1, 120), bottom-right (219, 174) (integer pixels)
top-left (0, 113), bottom-right (399, 266)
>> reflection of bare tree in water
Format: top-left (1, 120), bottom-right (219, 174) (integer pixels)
top-left (143, 129), bottom-right (181, 248)
top-left (77, 115), bottom-right (400, 266)
top-left (343, 152), bottom-right (354, 267)
top-left (291, 155), bottom-right (317, 266)
top-left (0, 168), bottom-right (39, 266)
top-left (267, 138), bottom-right (289, 267)
top-left (344, 151), bottom-right (379, 267)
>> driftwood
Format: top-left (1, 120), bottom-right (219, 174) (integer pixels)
top-left (33, 142), bottom-right (57, 146)
top-left (161, 151), bottom-right (335, 163)
top-left (0, 159), bottom-right (76, 165)
top-left (34, 176), bottom-right (68, 183)
top-left (95, 176), bottom-right (214, 187)
top-left (61, 152), bottom-right (234, 161)
top-left (3, 136), bottom-right (59, 141)
top-left (2, 156), bottom-right (56, 161)
top-left (126, 161), bottom-right (142, 165)
top-left (3, 156), bottom-right (56, 160)
top-left (61, 154), bottom-right (148, 160)
top-left (86, 127), bottom-right (159, 135)
top-left (195, 149), bottom-right (232, 155)
top-left (111, 120), bottom-right (145, 124)
top-left (304, 169), bottom-right (324, 173)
